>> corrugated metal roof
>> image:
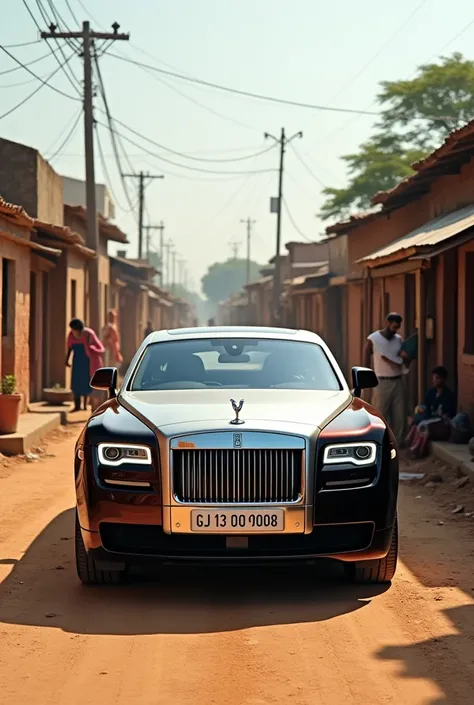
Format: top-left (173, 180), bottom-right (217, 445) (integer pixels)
top-left (359, 204), bottom-right (474, 263)
top-left (286, 263), bottom-right (329, 286)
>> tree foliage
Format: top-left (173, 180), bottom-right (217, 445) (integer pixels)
top-left (320, 53), bottom-right (474, 221)
top-left (201, 258), bottom-right (262, 304)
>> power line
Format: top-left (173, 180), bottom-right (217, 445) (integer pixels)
top-left (107, 52), bottom-right (383, 117)
top-left (0, 48), bottom-right (56, 76)
top-left (283, 199), bottom-right (314, 243)
top-left (47, 108), bottom-right (82, 160)
top-left (94, 50), bottom-right (138, 214)
top-left (0, 52), bottom-right (77, 121)
top-left (0, 41), bottom-right (79, 101)
top-left (96, 98), bottom-right (273, 162)
top-left (289, 144), bottom-right (327, 188)
top-left (108, 51), bottom-right (460, 123)
top-left (64, 0), bottom-right (80, 25)
top-left (23, 0), bottom-right (82, 91)
top-left (95, 122), bottom-right (135, 213)
top-left (1, 40), bottom-right (42, 48)
top-left (96, 115), bottom-right (277, 175)
top-left (309, 14), bottom-right (474, 151)
top-left (328, 0), bottom-right (429, 105)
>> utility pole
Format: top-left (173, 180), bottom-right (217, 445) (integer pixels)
top-left (123, 172), bottom-right (164, 259)
top-left (265, 128), bottom-right (303, 325)
top-left (228, 240), bottom-right (240, 260)
top-left (171, 250), bottom-right (177, 293)
top-left (157, 221), bottom-right (165, 285)
top-left (163, 239), bottom-right (173, 290)
top-left (41, 21), bottom-right (129, 333)
top-left (240, 217), bottom-right (256, 285)
top-left (143, 222), bottom-right (164, 262)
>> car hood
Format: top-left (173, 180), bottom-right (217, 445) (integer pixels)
top-left (120, 388), bottom-right (352, 434)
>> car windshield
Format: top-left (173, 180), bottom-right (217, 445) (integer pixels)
top-left (130, 338), bottom-right (341, 391)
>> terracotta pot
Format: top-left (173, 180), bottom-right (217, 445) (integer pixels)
top-left (0, 394), bottom-right (22, 434)
top-left (43, 388), bottom-right (73, 405)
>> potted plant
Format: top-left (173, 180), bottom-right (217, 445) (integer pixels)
top-left (42, 383), bottom-right (73, 406)
top-left (0, 375), bottom-right (22, 434)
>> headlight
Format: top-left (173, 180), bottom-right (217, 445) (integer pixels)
top-left (323, 442), bottom-right (377, 466)
top-left (98, 443), bottom-right (152, 466)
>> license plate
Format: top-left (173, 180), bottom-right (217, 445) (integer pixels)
top-left (191, 508), bottom-right (284, 532)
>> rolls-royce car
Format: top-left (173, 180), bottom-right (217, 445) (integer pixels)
top-left (74, 326), bottom-right (398, 585)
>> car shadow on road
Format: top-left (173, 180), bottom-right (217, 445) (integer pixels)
top-left (377, 603), bottom-right (474, 704)
top-left (0, 508), bottom-right (389, 636)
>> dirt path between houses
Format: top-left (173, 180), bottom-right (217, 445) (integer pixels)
top-left (0, 426), bottom-right (474, 705)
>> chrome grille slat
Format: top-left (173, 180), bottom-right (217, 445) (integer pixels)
top-left (173, 449), bottom-right (302, 504)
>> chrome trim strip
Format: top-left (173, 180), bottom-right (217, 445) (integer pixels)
top-left (103, 479), bottom-right (152, 487)
top-left (325, 478), bottom-right (371, 487)
top-left (170, 431), bottom-right (305, 450)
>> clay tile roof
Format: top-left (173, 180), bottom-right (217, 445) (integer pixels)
top-left (64, 204), bottom-right (129, 243)
top-left (371, 119), bottom-right (474, 208)
top-left (0, 195), bottom-right (34, 228)
top-left (34, 219), bottom-right (86, 246)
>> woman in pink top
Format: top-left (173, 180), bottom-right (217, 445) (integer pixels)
top-left (66, 318), bottom-right (105, 412)
top-left (102, 309), bottom-right (123, 367)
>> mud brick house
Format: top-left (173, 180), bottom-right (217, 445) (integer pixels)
top-left (0, 197), bottom-right (61, 410)
top-left (31, 220), bottom-right (95, 396)
top-left (109, 255), bottom-right (160, 366)
top-left (63, 205), bottom-right (128, 331)
top-left (285, 240), bottom-right (330, 337)
top-left (323, 121), bottom-right (474, 417)
top-left (0, 137), bottom-right (64, 225)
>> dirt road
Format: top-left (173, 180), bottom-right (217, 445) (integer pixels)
top-left (1, 425), bottom-right (474, 705)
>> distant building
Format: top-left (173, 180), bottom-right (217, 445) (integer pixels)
top-left (62, 175), bottom-right (116, 220)
top-left (0, 137), bottom-right (63, 224)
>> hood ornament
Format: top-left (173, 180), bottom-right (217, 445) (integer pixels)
top-left (230, 398), bottom-right (244, 425)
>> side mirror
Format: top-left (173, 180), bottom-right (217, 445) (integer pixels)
top-left (90, 367), bottom-right (118, 399)
top-left (351, 366), bottom-right (378, 398)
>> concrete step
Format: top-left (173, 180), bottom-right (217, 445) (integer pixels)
top-left (28, 401), bottom-right (75, 424)
top-left (432, 441), bottom-right (474, 475)
top-left (0, 412), bottom-right (61, 456)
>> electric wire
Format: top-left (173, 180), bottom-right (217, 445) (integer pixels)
top-left (0, 43), bottom-right (80, 100)
top-left (95, 115), bottom-right (276, 175)
top-left (21, 0), bottom-right (82, 94)
top-left (283, 199), bottom-right (314, 243)
top-left (47, 108), bottom-right (82, 160)
top-left (93, 51), bottom-right (139, 214)
top-left (0, 52), bottom-right (77, 121)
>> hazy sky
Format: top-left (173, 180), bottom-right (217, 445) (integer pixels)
top-left (2, 0), bottom-right (474, 291)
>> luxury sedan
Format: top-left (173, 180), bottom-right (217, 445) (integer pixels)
top-left (74, 326), bottom-right (399, 585)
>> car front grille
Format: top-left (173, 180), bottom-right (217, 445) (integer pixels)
top-left (172, 449), bottom-right (303, 504)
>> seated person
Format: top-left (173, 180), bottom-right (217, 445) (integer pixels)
top-left (406, 366), bottom-right (456, 457)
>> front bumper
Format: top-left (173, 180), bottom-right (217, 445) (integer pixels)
top-left (80, 520), bottom-right (394, 568)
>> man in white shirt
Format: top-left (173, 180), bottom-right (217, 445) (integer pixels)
top-left (364, 312), bottom-right (409, 446)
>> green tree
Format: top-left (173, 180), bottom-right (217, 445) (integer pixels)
top-left (201, 258), bottom-right (262, 304)
top-left (320, 53), bottom-right (474, 221)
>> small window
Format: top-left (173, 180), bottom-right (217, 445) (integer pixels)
top-left (464, 252), bottom-right (474, 354)
top-left (70, 279), bottom-right (77, 319)
top-left (2, 259), bottom-right (15, 338)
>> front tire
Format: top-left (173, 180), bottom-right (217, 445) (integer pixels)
top-left (346, 517), bottom-right (398, 584)
top-left (75, 512), bottom-right (124, 585)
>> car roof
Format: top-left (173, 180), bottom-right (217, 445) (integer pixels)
top-left (147, 326), bottom-right (324, 345)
